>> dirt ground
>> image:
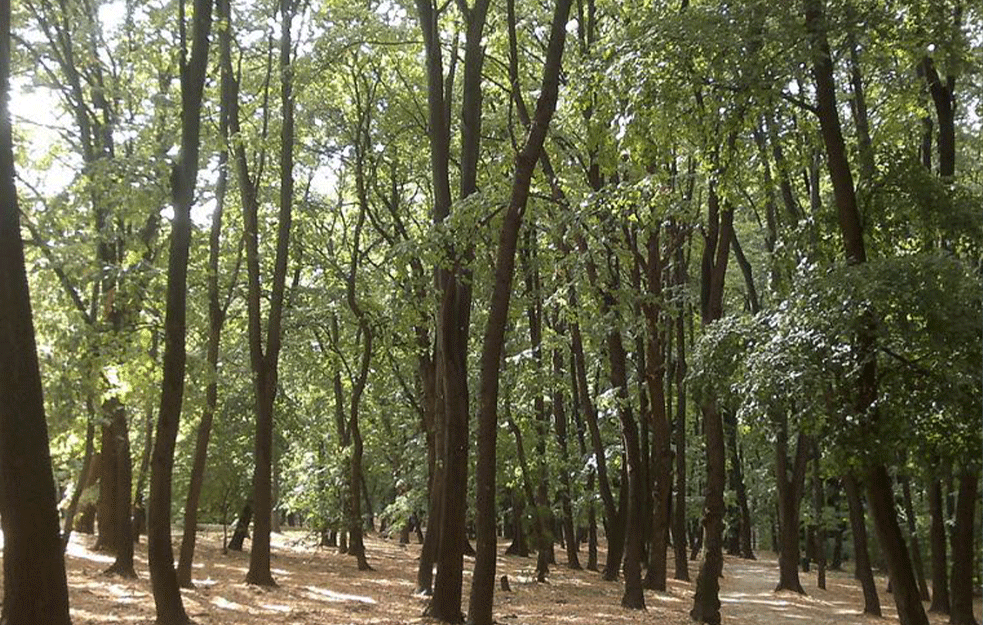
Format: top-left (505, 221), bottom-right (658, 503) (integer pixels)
top-left (58, 528), bottom-right (979, 624)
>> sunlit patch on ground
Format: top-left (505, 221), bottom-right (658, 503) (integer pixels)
top-left (303, 585), bottom-right (377, 604)
top-left (4, 529), bottom-right (975, 625)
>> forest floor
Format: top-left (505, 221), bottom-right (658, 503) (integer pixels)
top-left (57, 528), bottom-right (979, 625)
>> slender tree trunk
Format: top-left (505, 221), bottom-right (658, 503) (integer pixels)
top-left (553, 346), bottom-right (582, 570)
top-left (176, 46), bottom-right (232, 586)
top-left (672, 239), bottom-right (690, 581)
top-left (417, 365), bottom-right (444, 592)
top-left (414, 0), bottom-right (486, 616)
top-left (899, 471), bottom-right (931, 600)
top-left (570, 300), bottom-right (622, 579)
top-left (805, 2), bottom-right (929, 623)
top-left (844, 474), bottom-right (881, 615)
top-left (812, 443), bottom-right (826, 590)
top-left (147, 0), bottom-right (213, 618)
top-left (640, 225), bottom-right (671, 592)
top-left (690, 187), bottom-right (733, 625)
top-left (235, 0), bottom-right (294, 588)
top-left (568, 346), bottom-right (598, 571)
top-left (928, 477), bottom-right (950, 613)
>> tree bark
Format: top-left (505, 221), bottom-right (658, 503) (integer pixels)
top-left (672, 230), bottom-right (690, 582)
top-left (928, 477), bottom-right (950, 613)
top-left (775, 422), bottom-right (808, 594)
top-left (805, 2), bottom-right (929, 623)
top-left (227, 501), bottom-right (252, 551)
top-left (639, 224), bottom-right (672, 592)
top-left (468, 17), bottom-right (579, 596)
top-left (103, 398), bottom-right (136, 578)
top-left (812, 443), bottom-right (826, 590)
top-left (949, 469), bottom-right (979, 625)
top-left (843, 474), bottom-right (881, 616)
top-left (228, 0), bottom-right (295, 588)
top-left (176, 10), bottom-right (234, 583)
top-left (0, 19), bottom-right (73, 616)
top-left (552, 345), bottom-right (582, 570)
top-left (690, 187), bottom-right (733, 625)
top-left (148, 0), bottom-right (213, 617)
top-left (899, 470), bottom-right (931, 600)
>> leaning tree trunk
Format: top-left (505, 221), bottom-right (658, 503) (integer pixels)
top-left (177, 11), bottom-right (233, 584)
top-left (805, 1), bottom-right (929, 623)
top-left (0, 22), bottom-right (73, 617)
top-left (468, 2), bottom-right (572, 618)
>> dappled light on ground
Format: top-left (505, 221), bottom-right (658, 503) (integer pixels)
top-left (12, 529), bottom-right (975, 624)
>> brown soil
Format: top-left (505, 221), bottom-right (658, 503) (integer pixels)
top-left (57, 529), bottom-right (978, 624)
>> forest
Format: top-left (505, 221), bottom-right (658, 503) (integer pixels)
top-left (0, 0), bottom-right (980, 624)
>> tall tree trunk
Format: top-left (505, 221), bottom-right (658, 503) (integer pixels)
top-left (672, 232), bottom-right (690, 582)
top-left (805, 2), bottom-right (929, 623)
top-left (775, 422), bottom-right (808, 594)
top-left (414, 0), bottom-right (487, 617)
top-left (468, 9), bottom-right (575, 605)
top-left (568, 342), bottom-right (599, 571)
top-left (725, 407), bottom-right (754, 560)
top-left (176, 27), bottom-right (233, 585)
top-left (949, 469), bottom-right (979, 625)
top-left (520, 225), bottom-right (555, 582)
top-left (920, 56), bottom-right (956, 178)
top-left (690, 187), bottom-right (733, 624)
top-left (640, 225), bottom-right (672, 592)
top-left (147, 0), bottom-right (213, 618)
top-left (812, 443), bottom-right (826, 590)
top-left (0, 17), bottom-right (73, 616)
top-left (104, 398), bottom-right (136, 578)
top-left (417, 357), bottom-right (444, 592)
top-left (232, 0), bottom-right (295, 588)
top-left (553, 346), bottom-right (582, 570)
top-left (95, 406), bottom-right (119, 552)
top-left (928, 477), bottom-right (950, 613)
top-left (843, 475), bottom-right (880, 615)
top-left (570, 294), bottom-right (622, 579)
top-left (899, 470), bottom-right (931, 600)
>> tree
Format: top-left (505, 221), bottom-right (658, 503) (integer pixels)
top-left (147, 0), bottom-right (213, 618)
top-left (804, 1), bottom-right (930, 623)
top-left (0, 1), bottom-right (72, 619)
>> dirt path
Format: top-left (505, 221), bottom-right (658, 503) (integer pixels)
top-left (719, 555), bottom-right (978, 625)
top-left (50, 530), bottom-right (978, 624)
